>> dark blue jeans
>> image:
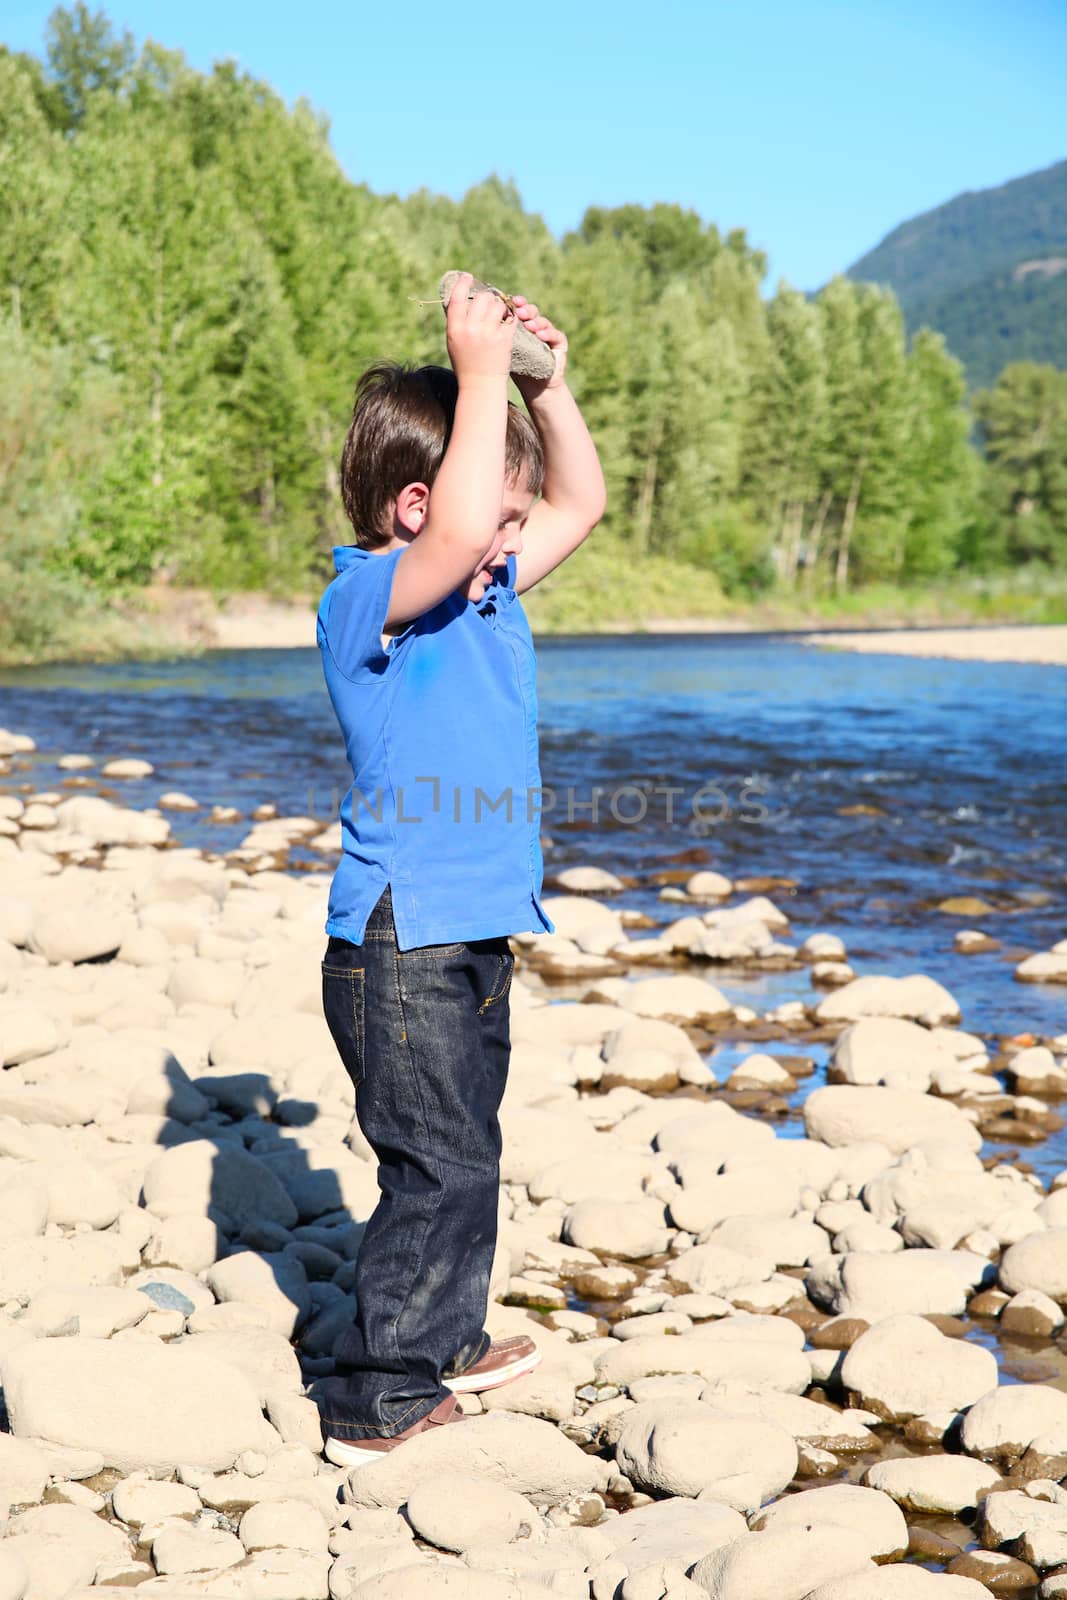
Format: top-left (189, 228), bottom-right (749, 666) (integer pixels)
top-left (310, 883), bottom-right (514, 1441)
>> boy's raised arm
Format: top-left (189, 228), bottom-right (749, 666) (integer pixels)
top-left (509, 297), bottom-right (607, 595)
top-left (384, 275), bottom-right (514, 630)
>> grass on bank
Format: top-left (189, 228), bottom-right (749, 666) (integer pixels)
top-left (4, 553), bottom-right (1067, 669)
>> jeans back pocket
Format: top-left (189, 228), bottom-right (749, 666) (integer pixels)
top-left (322, 962), bottom-right (366, 1089)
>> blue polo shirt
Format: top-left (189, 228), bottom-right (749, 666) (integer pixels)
top-left (317, 543), bottom-right (556, 952)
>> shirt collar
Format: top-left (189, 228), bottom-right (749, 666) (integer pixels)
top-left (332, 544), bottom-right (372, 575)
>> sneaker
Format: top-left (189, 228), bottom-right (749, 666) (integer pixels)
top-left (443, 1334), bottom-right (542, 1394)
top-left (323, 1392), bottom-right (467, 1469)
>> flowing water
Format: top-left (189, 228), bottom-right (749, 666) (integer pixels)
top-left (3, 631), bottom-right (1064, 1037)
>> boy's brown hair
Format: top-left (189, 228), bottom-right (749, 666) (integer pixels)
top-left (340, 362), bottom-right (545, 550)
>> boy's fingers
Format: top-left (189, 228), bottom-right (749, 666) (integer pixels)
top-left (446, 272), bottom-right (474, 326)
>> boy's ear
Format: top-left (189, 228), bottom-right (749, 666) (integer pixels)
top-left (394, 481), bottom-right (430, 537)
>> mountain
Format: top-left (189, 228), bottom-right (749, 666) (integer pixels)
top-left (845, 159), bottom-right (1067, 388)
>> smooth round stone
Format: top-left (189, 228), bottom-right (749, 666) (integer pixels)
top-left (403, 1473), bottom-right (537, 1553)
top-left (864, 1454), bottom-right (1001, 1514)
top-left (102, 758), bottom-right (154, 778)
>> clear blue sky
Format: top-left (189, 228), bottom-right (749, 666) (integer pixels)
top-left (6, 0), bottom-right (1066, 289)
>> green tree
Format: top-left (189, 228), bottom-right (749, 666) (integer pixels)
top-left (0, 55), bottom-right (71, 330)
top-left (973, 363), bottom-right (1067, 567)
top-left (743, 282), bottom-right (827, 586)
top-left (44, 2), bottom-right (133, 130)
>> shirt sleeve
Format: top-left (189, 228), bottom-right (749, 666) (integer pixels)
top-left (320, 546), bottom-right (407, 682)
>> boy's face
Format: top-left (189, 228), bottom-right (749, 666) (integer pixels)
top-left (461, 477), bottom-right (536, 604)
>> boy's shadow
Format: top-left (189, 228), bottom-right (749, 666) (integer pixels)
top-left (142, 1036), bottom-right (366, 1396)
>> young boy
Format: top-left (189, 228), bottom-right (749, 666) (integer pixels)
top-left (311, 275), bottom-right (606, 1466)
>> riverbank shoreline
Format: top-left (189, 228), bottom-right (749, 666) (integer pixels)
top-left (6, 583), bottom-right (1067, 670)
top-left (801, 624), bottom-right (1067, 667)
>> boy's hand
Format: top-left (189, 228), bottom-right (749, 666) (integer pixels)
top-left (445, 272), bottom-right (514, 383)
top-left (509, 295), bottom-right (568, 394)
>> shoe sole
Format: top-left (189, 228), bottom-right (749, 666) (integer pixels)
top-left (324, 1435), bottom-right (402, 1469)
top-left (443, 1347), bottom-right (543, 1394)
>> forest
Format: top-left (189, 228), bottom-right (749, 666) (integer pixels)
top-left (2, 6), bottom-right (1066, 660)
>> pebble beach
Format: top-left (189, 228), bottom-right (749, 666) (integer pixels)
top-left (2, 721), bottom-right (1067, 1600)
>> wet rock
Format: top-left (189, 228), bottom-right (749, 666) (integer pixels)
top-left (403, 1472), bottom-right (538, 1552)
top-left (726, 1054), bottom-right (797, 1091)
top-left (1, 1336), bottom-right (272, 1473)
top-left (1000, 1289), bottom-right (1065, 1337)
top-left (981, 1489), bottom-right (1067, 1565)
top-left (689, 1524), bottom-right (875, 1599)
top-left (814, 973), bottom-right (960, 1025)
top-left (573, 1264), bottom-right (640, 1300)
top-left (1016, 951), bottom-right (1067, 985)
top-left (944, 1549), bottom-right (1039, 1594)
top-left (614, 1400), bottom-right (797, 1511)
top-left (342, 1412), bottom-right (609, 1510)
top-left (804, 1085), bottom-right (981, 1154)
top-left (1009, 1047), bottom-right (1067, 1097)
top-left (962, 1385), bottom-right (1067, 1469)
top-left (1000, 1230), bottom-right (1067, 1301)
top-left (863, 1454), bottom-right (1001, 1513)
top-left (808, 1248), bottom-right (993, 1319)
top-left (751, 1482), bottom-right (907, 1561)
top-left (839, 1313), bottom-right (997, 1420)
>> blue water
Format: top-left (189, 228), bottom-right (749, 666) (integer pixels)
top-left (1, 633), bottom-right (1065, 1049)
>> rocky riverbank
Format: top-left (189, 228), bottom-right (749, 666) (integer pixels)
top-left (1, 723), bottom-right (1067, 1599)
